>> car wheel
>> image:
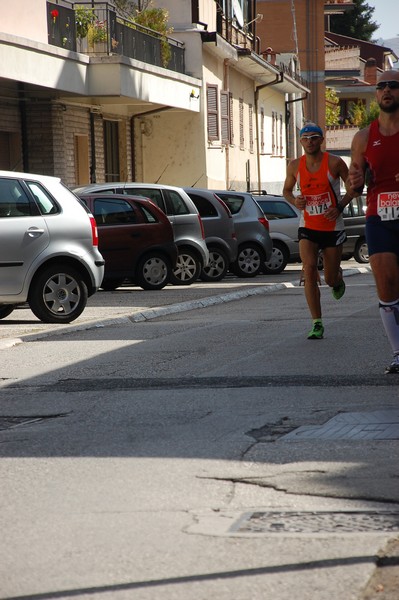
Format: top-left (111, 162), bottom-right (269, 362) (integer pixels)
top-left (136, 253), bottom-right (171, 290)
top-left (354, 238), bottom-right (369, 264)
top-left (101, 279), bottom-right (125, 291)
top-left (263, 241), bottom-right (289, 275)
top-left (317, 250), bottom-right (324, 271)
top-left (200, 248), bottom-right (228, 282)
top-left (231, 243), bottom-right (265, 278)
top-left (0, 305), bottom-right (15, 319)
top-left (170, 248), bottom-right (201, 285)
top-left (28, 265), bottom-right (88, 323)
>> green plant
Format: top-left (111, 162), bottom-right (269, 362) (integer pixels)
top-left (349, 100), bottom-right (379, 128)
top-left (325, 87), bottom-right (341, 126)
top-left (75, 6), bottom-right (96, 39)
top-left (87, 20), bottom-right (108, 47)
top-left (134, 6), bottom-right (173, 67)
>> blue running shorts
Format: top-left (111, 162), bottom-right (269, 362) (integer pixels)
top-left (366, 216), bottom-right (399, 257)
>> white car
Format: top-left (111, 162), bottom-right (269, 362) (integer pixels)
top-left (0, 171), bottom-right (104, 323)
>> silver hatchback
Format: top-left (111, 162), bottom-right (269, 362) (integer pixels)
top-left (73, 182), bottom-right (209, 285)
top-left (0, 171), bottom-right (104, 323)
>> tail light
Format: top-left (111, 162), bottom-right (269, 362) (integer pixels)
top-left (197, 214), bottom-right (205, 240)
top-left (89, 215), bottom-right (99, 246)
top-left (258, 216), bottom-right (270, 231)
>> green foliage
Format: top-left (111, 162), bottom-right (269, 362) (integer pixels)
top-left (349, 100), bottom-right (380, 128)
top-left (325, 88), bottom-right (341, 125)
top-left (330, 0), bottom-right (378, 41)
top-left (87, 20), bottom-right (108, 46)
top-left (75, 6), bottom-right (96, 40)
top-left (134, 7), bottom-right (173, 68)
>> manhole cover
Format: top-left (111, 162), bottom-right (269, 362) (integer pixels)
top-left (233, 511), bottom-right (399, 534)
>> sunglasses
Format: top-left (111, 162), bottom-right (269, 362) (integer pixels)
top-left (376, 81), bottom-right (399, 90)
top-left (300, 134), bottom-right (322, 141)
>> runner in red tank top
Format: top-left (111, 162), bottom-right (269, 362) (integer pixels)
top-left (347, 69), bottom-right (399, 373)
top-left (283, 123), bottom-right (355, 340)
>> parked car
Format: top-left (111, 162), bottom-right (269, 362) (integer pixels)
top-left (79, 194), bottom-right (177, 291)
top-left (73, 182), bottom-right (208, 286)
top-left (341, 195), bottom-right (369, 263)
top-left (256, 194), bottom-right (301, 274)
top-left (0, 171), bottom-right (104, 323)
top-left (208, 190), bottom-right (273, 277)
top-left (183, 188), bottom-right (238, 282)
top-left (257, 192), bottom-right (368, 273)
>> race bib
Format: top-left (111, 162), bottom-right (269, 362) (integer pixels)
top-left (377, 192), bottom-right (399, 221)
top-left (304, 192), bottom-right (332, 216)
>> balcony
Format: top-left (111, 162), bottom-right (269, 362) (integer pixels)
top-left (46, 1), bottom-right (185, 74)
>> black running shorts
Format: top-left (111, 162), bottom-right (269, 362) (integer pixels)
top-left (298, 227), bottom-right (347, 249)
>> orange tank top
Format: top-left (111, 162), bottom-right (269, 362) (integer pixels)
top-left (295, 152), bottom-right (344, 232)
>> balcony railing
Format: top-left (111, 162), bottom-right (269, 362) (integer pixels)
top-left (46, 1), bottom-right (185, 74)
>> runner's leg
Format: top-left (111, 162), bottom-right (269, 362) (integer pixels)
top-left (299, 238), bottom-right (321, 319)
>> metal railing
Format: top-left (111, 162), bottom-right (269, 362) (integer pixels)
top-left (46, 1), bottom-right (185, 74)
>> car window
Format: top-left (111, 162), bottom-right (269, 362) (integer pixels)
top-left (259, 200), bottom-right (297, 219)
top-left (0, 178), bottom-right (32, 217)
top-left (188, 193), bottom-right (218, 217)
top-left (125, 188), bottom-right (165, 212)
top-left (215, 193), bottom-right (244, 215)
top-left (92, 198), bottom-right (138, 225)
top-left (164, 190), bottom-right (190, 215)
top-left (26, 182), bottom-right (59, 215)
top-left (139, 204), bottom-right (158, 223)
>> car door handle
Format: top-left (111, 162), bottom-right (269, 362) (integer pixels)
top-left (27, 228), bottom-right (45, 237)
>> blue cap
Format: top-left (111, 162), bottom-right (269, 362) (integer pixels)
top-left (299, 124), bottom-right (323, 137)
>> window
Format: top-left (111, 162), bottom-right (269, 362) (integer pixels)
top-left (279, 113), bottom-right (283, 156)
top-left (104, 120), bottom-right (120, 182)
top-left (125, 187), bottom-right (165, 212)
top-left (216, 193), bottom-right (244, 215)
top-left (260, 107), bottom-right (265, 154)
top-left (139, 204), bottom-right (158, 223)
top-left (249, 104), bottom-right (254, 153)
top-left (164, 190), bottom-right (189, 216)
top-left (260, 200), bottom-right (297, 220)
top-left (220, 91), bottom-right (230, 145)
top-left (0, 178), bottom-right (32, 217)
top-left (26, 182), bottom-right (58, 215)
top-left (189, 194), bottom-right (218, 217)
top-left (206, 84), bottom-right (219, 141)
top-left (239, 98), bottom-right (244, 150)
top-left (93, 198), bottom-right (137, 225)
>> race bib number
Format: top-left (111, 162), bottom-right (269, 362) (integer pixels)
top-left (304, 192), bottom-right (332, 216)
top-left (377, 192), bottom-right (399, 221)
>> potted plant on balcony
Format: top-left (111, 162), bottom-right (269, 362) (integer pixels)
top-left (87, 20), bottom-right (108, 53)
top-left (75, 5), bottom-right (96, 51)
top-left (133, 7), bottom-right (173, 67)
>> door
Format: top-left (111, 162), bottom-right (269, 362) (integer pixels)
top-left (0, 178), bottom-right (50, 296)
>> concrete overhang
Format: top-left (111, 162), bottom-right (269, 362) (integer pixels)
top-left (236, 50), bottom-right (310, 94)
top-left (0, 33), bottom-right (201, 113)
top-left (201, 31), bottom-right (238, 63)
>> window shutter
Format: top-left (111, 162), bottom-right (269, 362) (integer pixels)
top-left (229, 92), bottom-right (234, 145)
top-left (239, 98), bottom-right (244, 150)
top-left (207, 84), bottom-right (219, 141)
top-left (260, 107), bottom-right (265, 154)
top-left (220, 91), bottom-right (230, 145)
top-left (249, 104), bottom-right (254, 153)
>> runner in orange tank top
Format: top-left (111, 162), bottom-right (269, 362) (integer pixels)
top-left (283, 123), bottom-right (357, 340)
top-left (347, 69), bottom-right (399, 374)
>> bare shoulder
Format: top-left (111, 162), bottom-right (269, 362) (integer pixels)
top-left (328, 153), bottom-right (348, 177)
top-left (352, 125), bottom-right (370, 151)
top-left (286, 157), bottom-right (300, 174)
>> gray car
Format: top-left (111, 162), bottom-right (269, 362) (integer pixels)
top-left (209, 190), bottom-right (273, 277)
top-left (256, 194), bottom-right (301, 274)
top-left (0, 171), bottom-right (104, 323)
top-left (184, 188), bottom-right (238, 282)
top-left (73, 182), bottom-right (209, 285)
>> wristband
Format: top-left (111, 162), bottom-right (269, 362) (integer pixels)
top-left (336, 203), bottom-right (344, 213)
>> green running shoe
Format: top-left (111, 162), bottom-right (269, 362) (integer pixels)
top-left (307, 321), bottom-right (324, 340)
top-left (332, 277), bottom-right (345, 300)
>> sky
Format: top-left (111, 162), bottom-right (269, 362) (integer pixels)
top-left (367, 0), bottom-right (399, 41)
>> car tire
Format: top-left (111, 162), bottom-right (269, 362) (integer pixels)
top-left (231, 243), bottom-right (265, 278)
top-left (101, 279), bottom-right (125, 291)
top-left (263, 241), bottom-right (289, 274)
top-left (170, 248), bottom-right (201, 286)
top-left (0, 305), bottom-right (15, 319)
top-left (200, 248), bottom-right (229, 282)
top-left (354, 238), bottom-right (369, 264)
top-left (136, 253), bottom-right (171, 290)
top-left (28, 265), bottom-right (88, 323)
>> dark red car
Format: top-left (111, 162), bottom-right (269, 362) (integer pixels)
top-left (79, 194), bottom-right (177, 291)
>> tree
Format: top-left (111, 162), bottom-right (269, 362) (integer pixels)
top-left (329, 0), bottom-right (379, 41)
top-left (349, 100), bottom-right (380, 128)
top-left (325, 88), bottom-right (340, 126)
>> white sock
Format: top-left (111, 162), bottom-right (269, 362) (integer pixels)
top-left (379, 298), bottom-right (399, 355)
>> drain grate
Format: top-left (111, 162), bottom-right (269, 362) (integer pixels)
top-left (233, 511), bottom-right (399, 534)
